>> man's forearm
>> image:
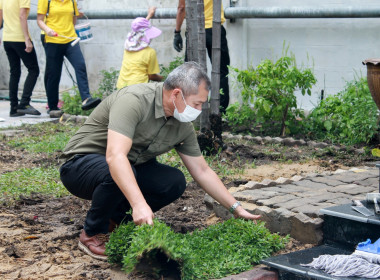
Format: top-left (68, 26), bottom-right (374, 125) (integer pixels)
top-left (107, 154), bottom-right (147, 209)
top-left (195, 167), bottom-right (237, 210)
top-left (19, 8), bottom-right (30, 41)
top-left (175, 0), bottom-right (186, 31)
top-left (0, 10), bottom-right (3, 30)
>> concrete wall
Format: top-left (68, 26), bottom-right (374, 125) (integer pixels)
top-left (1, 0), bottom-right (380, 110)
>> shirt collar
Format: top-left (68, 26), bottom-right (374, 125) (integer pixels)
top-left (154, 83), bottom-right (166, 119)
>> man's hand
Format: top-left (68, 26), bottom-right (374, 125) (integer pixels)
top-left (234, 206), bottom-right (261, 221)
top-left (132, 201), bottom-right (154, 226)
top-left (25, 38), bottom-right (33, 53)
top-left (173, 31), bottom-right (183, 52)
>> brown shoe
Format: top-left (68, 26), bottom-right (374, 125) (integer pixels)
top-left (108, 219), bottom-right (119, 233)
top-left (78, 229), bottom-right (108, 260)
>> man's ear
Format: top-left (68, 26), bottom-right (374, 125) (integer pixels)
top-left (170, 88), bottom-right (181, 101)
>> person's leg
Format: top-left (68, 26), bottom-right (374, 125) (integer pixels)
top-left (60, 154), bottom-right (128, 235)
top-left (17, 43), bottom-right (40, 108)
top-left (3, 42), bottom-right (22, 114)
top-left (41, 34), bottom-right (48, 95)
top-left (135, 159), bottom-right (187, 211)
top-left (64, 43), bottom-right (91, 101)
top-left (205, 27), bottom-right (230, 114)
top-left (65, 43), bottom-right (101, 110)
top-left (219, 26), bottom-right (231, 114)
top-left (45, 43), bottom-right (65, 110)
top-left (109, 158), bottom-right (187, 225)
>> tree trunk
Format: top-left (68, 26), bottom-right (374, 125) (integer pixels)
top-left (197, 0), bottom-right (209, 131)
top-left (280, 104), bottom-right (289, 137)
top-left (185, 0), bottom-right (198, 62)
top-left (209, 0), bottom-right (223, 149)
top-left (210, 0), bottom-right (221, 115)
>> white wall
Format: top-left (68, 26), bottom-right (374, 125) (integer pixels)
top-left (1, 0), bottom-right (380, 110)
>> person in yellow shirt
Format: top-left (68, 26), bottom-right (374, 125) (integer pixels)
top-left (116, 7), bottom-right (163, 89)
top-left (0, 0), bottom-right (41, 117)
top-left (36, 0), bottom-right (100, 117)
top-left (173, 0), bottom-right (230, 114)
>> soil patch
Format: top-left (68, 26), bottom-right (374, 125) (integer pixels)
top-left (0, 127), bottom-right (376, 279)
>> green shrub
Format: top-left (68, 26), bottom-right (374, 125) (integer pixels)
top-left (98, 68), bottom-right (119, 97)
top-left (106, 219), bottom-right (288, 280)
top-left (160, 56), bottom-right (185, 80)
top-left (62, 68), bottom-right (118, 116)
top-left (227, 55), bottom-right (316, 136)
top-left (306, 77), bottom-right (379, 145)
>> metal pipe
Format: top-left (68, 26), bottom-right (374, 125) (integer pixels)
top-left (28, 8), bottom-right (178, 20)
top-left (224, 6), bottom-right (380, 19)
top-left (28, 6), bottom-right (380, 20)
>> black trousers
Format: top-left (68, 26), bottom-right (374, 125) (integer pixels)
top-left (185, 25), bottom-right (230, 114)
top-left (40, 34), bottom-right (48, 93)
top-left (3, 41), bottom-right (40, 111)
top-left (44, 42), bottom-right (91, 110)
top-left (60, 154), bottom-right (187, 236)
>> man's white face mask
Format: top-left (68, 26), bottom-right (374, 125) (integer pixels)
top-left (173, 91), bottom-right (202, 122)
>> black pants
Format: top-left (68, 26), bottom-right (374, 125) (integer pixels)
top-left (40, 34), bottom-right (48, 93)
top-left (185, 26), bottom-right (230, 114)
top-left (60, 154), bottom-right (187, 236)
top-left (45, 42), bottom-right (91, 110)
top-left (3, 41), bottom-right (40, 112)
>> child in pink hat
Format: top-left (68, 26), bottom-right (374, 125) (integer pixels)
top-left (116, 7), bottom-right (163, 89)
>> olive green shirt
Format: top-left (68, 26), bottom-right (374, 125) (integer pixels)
top-left (61, 83), bottom-right (201, 165)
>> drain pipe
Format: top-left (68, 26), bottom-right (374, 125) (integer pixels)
top-left (224, 6), bottom-right (380, 19)
top-left (28, 6), bottom-right (380, 20)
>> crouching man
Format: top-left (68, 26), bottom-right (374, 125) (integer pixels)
top-left (59, 62), bottom-right (260, 260)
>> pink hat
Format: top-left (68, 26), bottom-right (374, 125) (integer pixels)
top-left (131, 17), bottom-right (162, 41)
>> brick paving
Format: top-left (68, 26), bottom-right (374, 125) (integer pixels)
top-left (206, 167), bottom-right (379, 244)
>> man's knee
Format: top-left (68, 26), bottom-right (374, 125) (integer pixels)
top-left (167, 168), bottom-right (187, 198)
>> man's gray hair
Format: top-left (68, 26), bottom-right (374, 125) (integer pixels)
top-left (163, 62), bottom-right (211, 96)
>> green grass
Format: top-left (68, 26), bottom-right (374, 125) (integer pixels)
top-left (6, 122), bottom-right (79, 154)
top-left (106, 219), bottom-right (288, 280)
top-left (0, 167), bottom-right (68, 202)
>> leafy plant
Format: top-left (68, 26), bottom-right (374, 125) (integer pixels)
top-left (97, 68), bottom-right (119, 97)
top-left (306, 77), bottom-right (379, 145)
top-left (227, 53), bottom-right (316, 136)
top-left (62, 88), bottom-right (102, 116)
top-left (62, 68), bottom-right (118, 116)
top-left (106, 218), bottom-right (288, 280)
top-left (160, 56), bottom-right (185, 80)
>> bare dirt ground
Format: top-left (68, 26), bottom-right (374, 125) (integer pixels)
top-left (0, 126), bottom-right (375, 279)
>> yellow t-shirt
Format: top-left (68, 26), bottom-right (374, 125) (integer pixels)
top-left (0, 0), bottom-right (31, 42)
top-left (116, 47), bottom-right (160, 89)
top-left (204, 0), bottom-right (225, 29)
top-left (37, 0), bottom-right (79, 44)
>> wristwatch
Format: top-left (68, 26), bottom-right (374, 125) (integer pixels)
top-left (229, 201), bottom-right (241, 214)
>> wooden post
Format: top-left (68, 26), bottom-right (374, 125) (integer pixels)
top-left (197, 0), bottom-right (210, 130)
top-left (185, 0), bottom-right (198, 62)
top-left (210, 0), bottom-right (221, 115)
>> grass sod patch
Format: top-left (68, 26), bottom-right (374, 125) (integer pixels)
top-left (0, 167), bottom-right (68, 201)
top-left (106, 219), bottom-right (288, 280)
top-left (6, 122), bottom-right (79, 154)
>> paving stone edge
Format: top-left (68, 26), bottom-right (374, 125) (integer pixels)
top-left (222, 132), bottom-right (366, 155)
